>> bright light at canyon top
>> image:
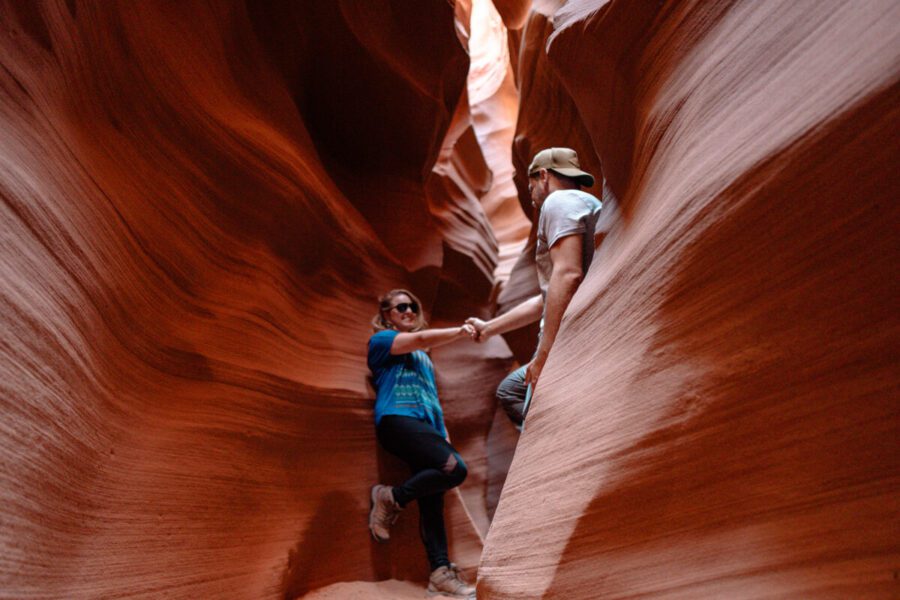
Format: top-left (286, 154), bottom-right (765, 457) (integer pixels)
top-left (467, 0), bottom-right (530, 284)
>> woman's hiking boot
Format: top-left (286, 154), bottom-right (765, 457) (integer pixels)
top-left (368, 484), bottom-right (401, 542)
top-left (426, 563), bottom-right (476, 598)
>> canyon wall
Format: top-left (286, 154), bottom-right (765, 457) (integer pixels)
top-left (0, 1), bottom-right (517, 598)
top-left (481, 0), bottom-right (900, 598)
top-left (2, 1), bottom-right (898, 598)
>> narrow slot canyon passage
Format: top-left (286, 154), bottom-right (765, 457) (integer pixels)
top-left (1, 2), bottom-right (898, 600)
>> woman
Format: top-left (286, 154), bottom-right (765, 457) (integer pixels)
top-left (367, 289), bottom-right (476, 598)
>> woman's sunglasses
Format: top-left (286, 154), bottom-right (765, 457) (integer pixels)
top-left (389, 302), bottom-right (419, 314)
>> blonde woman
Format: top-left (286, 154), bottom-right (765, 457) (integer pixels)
top-left (367, 289), bottom-right (476, 598)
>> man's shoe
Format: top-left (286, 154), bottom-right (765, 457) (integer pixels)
top-left (427, 564), bottom-right (476, 598)
top-left (368, 484), bottom-right (401, 542)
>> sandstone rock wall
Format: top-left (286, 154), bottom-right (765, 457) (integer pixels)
top-left (3, 1), bottom-right (898, 598)
top-left (481, 1), bottom-right (900, 598)
top-left (0, 1), bottom-right (516, 597)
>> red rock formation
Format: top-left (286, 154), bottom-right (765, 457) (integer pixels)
top-left (0, 1), bottom-right (516, 598)
top-left (480, 1), bottom-right (900, 598)
top-left (491, 0), bottom-right (532, 31)
top-left (6, 1), bottom-right (896, 598)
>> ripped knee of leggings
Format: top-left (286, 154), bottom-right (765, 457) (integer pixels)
top-left (442, 452), bottom-right (467, 486)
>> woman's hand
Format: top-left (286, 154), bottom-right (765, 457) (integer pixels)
top-left (460, 323), bottom-right (477, 339)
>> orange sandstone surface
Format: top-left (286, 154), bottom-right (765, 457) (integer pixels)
top-left (1, 1), bottom-right (517, 598)
top-left (481, 1), bottom-right (900, 599)
top-left (1, 1), bottom-right (898, 600)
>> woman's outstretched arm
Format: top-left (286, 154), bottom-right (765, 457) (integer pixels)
top-left (389, 324), bottom-right (475, 355)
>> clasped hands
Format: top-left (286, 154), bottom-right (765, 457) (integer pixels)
top-left (458, 318), bottom-right (546, 387)
top-left (458, 318), bottom-right (487, 342)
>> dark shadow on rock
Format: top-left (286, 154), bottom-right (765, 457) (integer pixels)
top-left (281, 490), bottom-right (360, 599)
top-left (486, 401), bottom-right (519, 521)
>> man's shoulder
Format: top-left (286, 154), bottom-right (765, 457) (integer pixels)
top-left (543, 189), bottom-right (602, 213)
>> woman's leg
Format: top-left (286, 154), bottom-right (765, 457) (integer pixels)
top-left (375, 416), bottom-right (467, 570)
top-left (376, 416), bottom-right (468, 506)
top-left (417, 492), bottom-right (449, 570)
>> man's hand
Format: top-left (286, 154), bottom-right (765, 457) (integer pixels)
top-left (524, 354), bottom-right (547, 388)
top-left (465, 317), bottom-right (489, 342)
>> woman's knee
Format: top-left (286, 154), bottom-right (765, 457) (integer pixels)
top-left (442, 452), bottom-right (467, 487)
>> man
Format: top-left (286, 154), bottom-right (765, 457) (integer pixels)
top-left (468, 147), bottom-right (602, 427)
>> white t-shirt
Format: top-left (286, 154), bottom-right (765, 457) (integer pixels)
top-left (535, 189), bottom-right (602, 298)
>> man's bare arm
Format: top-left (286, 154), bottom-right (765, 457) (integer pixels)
top-left (467, 295), bottom-right (543, 341)
top-left (532, 235), bottom-right (584, 366)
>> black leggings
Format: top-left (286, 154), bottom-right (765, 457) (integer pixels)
top-left (376, 415), bottom-right (468, 571)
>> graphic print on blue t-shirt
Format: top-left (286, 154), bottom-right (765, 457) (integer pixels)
top-left (367, 330), bottom-right (447, 437)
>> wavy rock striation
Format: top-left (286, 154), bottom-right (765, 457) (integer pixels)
top-left (4, 1), bottom-right (898, 598)
top-left (481, 1), bottom-right (900, 598)
top-left (0, 1), bottom-right (518, 598)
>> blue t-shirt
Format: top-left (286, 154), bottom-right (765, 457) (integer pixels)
top-left (367, 330), bottom-right (447, 437)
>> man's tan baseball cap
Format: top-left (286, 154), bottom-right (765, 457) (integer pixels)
top-left (527, 147), bottom-right (595, 187)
